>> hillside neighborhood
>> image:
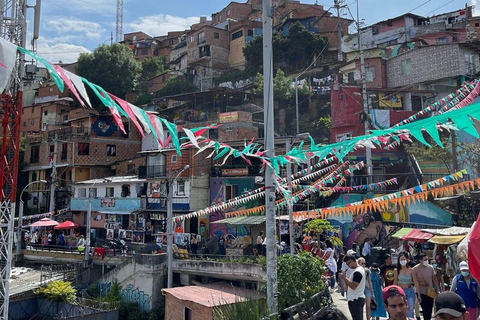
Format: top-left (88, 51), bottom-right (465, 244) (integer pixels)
top-left (2, 0), bottom-right (480, 319)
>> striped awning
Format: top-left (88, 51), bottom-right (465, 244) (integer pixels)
top-left (400, 229), bottom-right (434, 243)
top-left (392, 228), bottom-right (413, 238)
top-left (212, 215), bottom-right (266, 225)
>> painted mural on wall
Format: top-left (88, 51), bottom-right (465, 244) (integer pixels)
top-left (208, 177), bottom-right (256, 238)
top-left (120, 284), bottom-right (151, 312)
top-left (91, 116), bottom-right (117, 137)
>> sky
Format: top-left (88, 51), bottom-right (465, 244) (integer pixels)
top-left (28, 0), bottom-right (478, 64)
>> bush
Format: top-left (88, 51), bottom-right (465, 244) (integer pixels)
top-left (213, 296), bottom-right (269, 320)
top-left (35, 281), bottom-right (77, 303)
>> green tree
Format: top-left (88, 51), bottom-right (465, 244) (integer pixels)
top-left (253, 69), bottom-right (310, 103)
top-left (404, 137), bottom-right (453, 173)
top-left (304, 219), bottom-right (333, 240)
top-left (35, 281), bottom-right (77, 303)
top-left (134, 93), bottom-right (154, 106)
top-left (140, 56), bottom-right (165, 81)
top-left (75, 43), bottom-right (141, 98)
top-left (156, 76), bottom-right (197, 97)
top-left (277, 251), bottom-right (325, 310)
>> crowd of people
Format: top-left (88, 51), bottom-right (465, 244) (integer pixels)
top-left (28, 229), bottom-right (86, 252)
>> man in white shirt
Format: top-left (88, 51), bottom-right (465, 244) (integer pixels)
top-left (339, 253), bottom-right (366, 320)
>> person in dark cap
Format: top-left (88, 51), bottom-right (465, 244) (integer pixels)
top-left (382, 285), bottom-right (408, 320)
top-left (434, 291), bottom-right (469, 320)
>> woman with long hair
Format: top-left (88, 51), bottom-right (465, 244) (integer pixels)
top-left (394, 251), bottom-right (420, 318)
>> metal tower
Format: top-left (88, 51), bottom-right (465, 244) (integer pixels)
top-left (0, 0), bottom-right (27, 318)
top-left (116, 0), bottom-right (123, 43)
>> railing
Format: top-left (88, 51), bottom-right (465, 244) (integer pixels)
top-left (264, 287), bottom-right (333, 320)
top-left (138, 165), bottom-right (166, 179)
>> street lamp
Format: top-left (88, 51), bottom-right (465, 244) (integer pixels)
top-left (17, 180), bottom-right (47, 257)
top-left (85, 178), bottom-right (111, 262)
top-left (167, 164), bottom-right (190, 288)
top-left (286, 133), bottom-right (310, 256)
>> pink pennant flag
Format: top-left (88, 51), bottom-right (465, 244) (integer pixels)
top-left (52, 65), bottom-right (88, 108)
top-left (108, 105), bottom-right (126, 134)
top-left (146, 112), bottom-right (163, 147)
top-left (109, 93), bottom-right (145, 139)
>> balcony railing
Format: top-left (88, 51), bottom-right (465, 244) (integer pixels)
top-left (138, 165), bottom-right (167, 179)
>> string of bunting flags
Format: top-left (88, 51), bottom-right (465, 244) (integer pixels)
top-left (14, 207), bottom-right (70, 221)
top-left (293, 177), bottom-right (398, 192)
top-left (293, 169), bottom-right (469, 220)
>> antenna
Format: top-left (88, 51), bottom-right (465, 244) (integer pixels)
top-left (116, 0), bottom-right (123, 43)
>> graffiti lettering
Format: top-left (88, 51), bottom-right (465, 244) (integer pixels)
top-left (120, 284), bottom-right (151, 312)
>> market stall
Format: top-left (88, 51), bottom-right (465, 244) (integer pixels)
top-left (400, 228), bottom-right (433, 243)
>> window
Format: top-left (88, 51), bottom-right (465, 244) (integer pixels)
top-left (31, 172), bottom-right (37, 182)
top-left (106, 145), bottom-right (116, 156)
top-left (436, 37), bottom-right (448, 44)
top-left (78, 143), bottom-right (90, 155)
top-left (30, 146), bottom-right (40, 163)
top-left (209, 128), bottom-right (219, 140)
top-left (401, 59), bottom-right (412, 76)
top-left (232, 30), bottom-right (243, 40)
top-left (214, 32), bottom-right (219, 39)
top-left (89, 187), bottom-right (97, 198)
top-left (227, 9), bottom-right (231, 16)
top-left (365, 66), bottom-right (375, 82)
top-left (63, 115), bottom-right (68, 122)
top-left (176, 181), bottom-right (185, 195)
top-left (190, 35), bottom-right (195, 43)
top-left (387, 22), bottom-right (393, 27)
top-left (30, 119), bottom-right (34, 125)
top-left (106, 187), bottom-right (114, 197)
top-left (140, 49), bottom-right (148, 55)
top-left (121, 122), bottom-right (130, 138)
top-left (44, 110), bottom-right (48, 116)
top-left (23, 122), bottom-right (26, 127)
top-left (169, 39), bottom-right (173, 45)
top-left (121, 184), bottom-right (130, 197)
top-left (225, 185), bottom-right (238, 200)
top-left (127, 164), bottom-right (135, 174)
top-left (248, 29), bottom-right (253, 37)
top-left (199, 45), bottom-right (210, 58)
top-left (184, 307), bottom-right (192, 320)
top-left (78, 188), bottom-right (86, 198)
top-left (347, 72), bottom-right (355, 84)
top-left (171, 155), bottom-right (178, 163)
top-left (61, 143), bottom-right (68, 161)
top-left (198, 32), bottom-right (205, 44)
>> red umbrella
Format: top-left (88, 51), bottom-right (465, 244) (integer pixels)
top-left (29, 218), bottom-right (59, 227)
top-left (54, 220), bottom-right (79, 229)
top-left (468, 214), bottom-right (480, 281)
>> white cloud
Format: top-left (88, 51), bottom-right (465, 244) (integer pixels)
top-left (36, 38), bottom-right (90, 64)
top-left (472, 0), bottom-right (480, 16)
top-left (45, 18), bottom-right (104, 41)
top-left (126, 14), bottom-right (200, 37)
top-left (43, 0), bottom-right (116, 16)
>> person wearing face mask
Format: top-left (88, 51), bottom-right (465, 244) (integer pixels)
top-left (449, 261), bottom-right (479, 320)
top-left (394, 252), bottom-right (421, 319)
top-left (413, 253), bottom-right (440, 320)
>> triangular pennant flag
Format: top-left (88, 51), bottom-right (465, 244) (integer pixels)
top-left (63, 69), bottom-right (93, 108)
top-left (0, 37), bottom-right (18, 92)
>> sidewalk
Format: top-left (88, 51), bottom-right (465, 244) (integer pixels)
top-left (330, 290), bottom-right (389, 320)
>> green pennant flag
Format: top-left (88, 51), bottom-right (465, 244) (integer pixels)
top-left (160, 118), bottom-right (180, 155)
top-left (423, 122), bottom-right (443, 148)
top-left (18, 47), bottom-right (64, 92)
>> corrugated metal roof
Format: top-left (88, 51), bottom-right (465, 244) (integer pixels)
top-left (162, 283), bottom-right (264, 307)
top-left (212, 215), bottom-right (265, 225)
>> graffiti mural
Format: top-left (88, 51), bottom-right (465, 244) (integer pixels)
top-left (120, 284), bottom-right (151, 312)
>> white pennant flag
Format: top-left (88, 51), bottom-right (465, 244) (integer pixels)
top-left (0, 37), bottom-right (18, 93)
top-left (63, 70), bottom-right (93, 108)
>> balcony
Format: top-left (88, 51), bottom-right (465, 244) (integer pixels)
top-left (143, 196), bottom-right (190, 212)
top-left (47, 127), bottom-right (90, 140)
top-left (70, 197), bottom-right (141, 213)
top-left (138, 165), bottom-right (166, 179)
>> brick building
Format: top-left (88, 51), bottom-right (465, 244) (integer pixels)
top-left (162, 283), bottom-right (264, 320)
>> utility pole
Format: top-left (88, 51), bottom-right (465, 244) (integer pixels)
top-left (357, 0), bottom-right (372, 184)
top-left (167, 165), bottom-right (190, 288)
top-left (263, 0), bottom-right (278, 313)
top-left (286, 139), bottom-right (295, 256)
top-left (335, 0), bottom-right (343, 62)
top-left (49, 133), bottom-right (58, 212)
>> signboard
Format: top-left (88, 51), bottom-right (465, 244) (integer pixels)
top-left (219, 111), bottom-right (239, 123)
top-left (379, 93), bottom-right (402, 108)
top-left (221, 167), bottom-right (249, 176)
top-left (100, 198), bottom-right (115, 207)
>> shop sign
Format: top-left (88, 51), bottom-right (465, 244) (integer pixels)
top-left (221, 167), bottom-right (248, 176)
top-left (219, 111), bottom-right (238, 123)
top-left (101, 198), bottom-right (115, 207)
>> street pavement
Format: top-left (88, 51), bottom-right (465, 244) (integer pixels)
top-left (330, 289), bottom-right (389, 320)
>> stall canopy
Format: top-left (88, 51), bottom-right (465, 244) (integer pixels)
top-left (29, 218), bottom-right (58, 227)
top-left (421, 227), bottom-right (470, 236)
top-left (400, 229), bottom-right (433, 243)
top-left (392, 228), bottom-right (413, 238)
top-left (54, 220), bottom-right (79, 229)
top-left (428, 234), bottom-right (466, 244)
top-left (212, 216), bottom-right (265, 225)
top-left (468, 215), bottom-right (480, 281)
